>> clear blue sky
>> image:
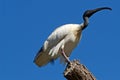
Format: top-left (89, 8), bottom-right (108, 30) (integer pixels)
top-left (0, 0), bottom-right (119, 80)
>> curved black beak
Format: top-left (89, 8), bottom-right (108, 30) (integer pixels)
top-left (83, 7), bottom-right (112, 20)
top-left (82, 7), bottom-right (112, 30)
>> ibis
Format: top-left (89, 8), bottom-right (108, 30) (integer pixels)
top-left (34, 7), bottom-right (112, 67)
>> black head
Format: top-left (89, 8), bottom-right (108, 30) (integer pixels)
top-left (83, 7), bottom-right (112, 20)
top-left (81, 7), bottom-right (112, 30)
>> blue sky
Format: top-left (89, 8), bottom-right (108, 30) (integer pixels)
top-left (0, 0), bottom-right (119, 80)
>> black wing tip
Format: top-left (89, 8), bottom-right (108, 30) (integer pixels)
top-left (33, 46), bottom-right (44, 61)
top-left (38, 46), bottom-right (44, 53)
top-left (33, 59), bottom-right (36, 63)
top-left (33, 46), bottom-right (44, 67)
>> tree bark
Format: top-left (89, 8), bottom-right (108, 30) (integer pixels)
top-left (64, 60), bottom-right (96, 80)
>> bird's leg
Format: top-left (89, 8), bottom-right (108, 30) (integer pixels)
top-left (61, 49), bottom-right (71, 64)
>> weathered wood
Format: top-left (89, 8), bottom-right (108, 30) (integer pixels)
top-left (64, 60), bottom-right (96, 80)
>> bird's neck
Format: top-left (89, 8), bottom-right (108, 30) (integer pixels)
top-left (82, 17), bottom-right (89, 30)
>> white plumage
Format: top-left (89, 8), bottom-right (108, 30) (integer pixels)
top-left (33, 7), bottom-right (111, 67)
top-left (34, 24), bottom-right (83, 66)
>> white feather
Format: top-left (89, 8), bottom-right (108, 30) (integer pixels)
top-left (34, 24), bottom-right (83, 67)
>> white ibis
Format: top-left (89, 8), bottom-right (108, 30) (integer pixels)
top-left (34, 7), bottom-right (112, 67)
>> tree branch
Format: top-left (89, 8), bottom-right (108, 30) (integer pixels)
top-left (64, 60), bottom-right (96, 80)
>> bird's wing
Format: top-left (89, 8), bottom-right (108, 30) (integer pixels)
top-left (43, 28), bottom-right (68, 52)
top-left (34, 27), bottom-right (68, 67)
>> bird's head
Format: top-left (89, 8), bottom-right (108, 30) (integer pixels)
top-left (83, 7), bottom-right (112, 20)
top-left (82, 7), bottom-right (112, 30)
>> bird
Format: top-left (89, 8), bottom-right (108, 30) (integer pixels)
top-left (34, 7), bottom-right (112, 67)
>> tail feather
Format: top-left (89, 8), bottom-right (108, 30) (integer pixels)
top-left (34, 51), bottom-right (51, 67)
